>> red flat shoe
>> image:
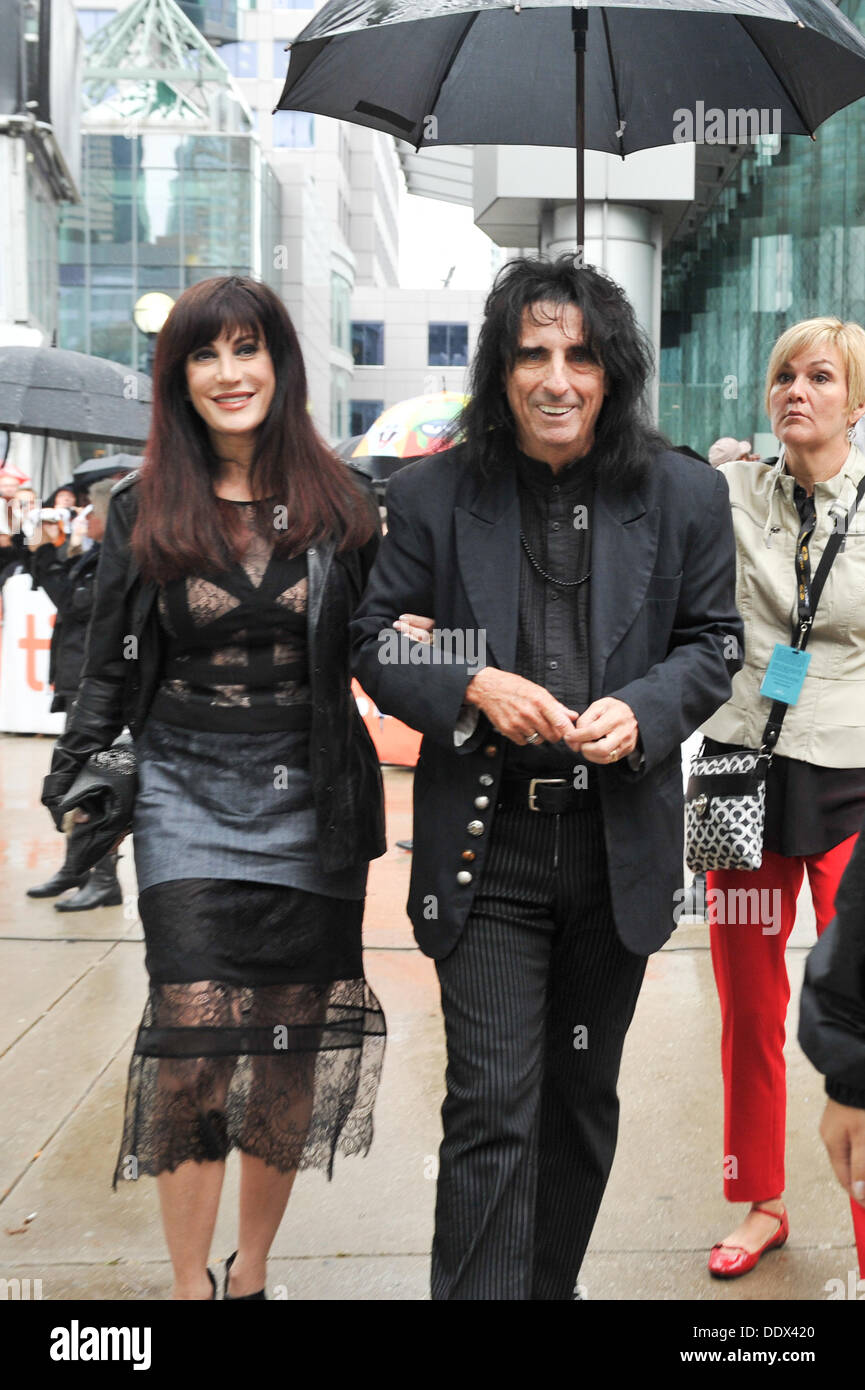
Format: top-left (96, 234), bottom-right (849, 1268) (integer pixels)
top-left (708, 1206), bottom-right (789, 1279)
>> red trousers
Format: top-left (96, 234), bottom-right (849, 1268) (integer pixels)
top-left (709, 834), bottom-right (865, 1276)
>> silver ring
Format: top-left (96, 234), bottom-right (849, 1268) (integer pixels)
top-left (526, 732), bottom-right (541, 746)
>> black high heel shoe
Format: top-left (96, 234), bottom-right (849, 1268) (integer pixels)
top-left (223, 1251), bottom-right (266, 1301)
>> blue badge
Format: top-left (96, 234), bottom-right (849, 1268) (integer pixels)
top-left (759, 644), bottom-right (812, 705)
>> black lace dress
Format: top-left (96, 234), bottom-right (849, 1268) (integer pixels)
top-left (114, 502), bottom-right (385, 1186)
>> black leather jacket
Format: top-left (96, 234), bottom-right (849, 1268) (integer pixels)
top-left (42, 472), bottom-right (386, 874)
top-left (31, 540), bottom-right (101, 710)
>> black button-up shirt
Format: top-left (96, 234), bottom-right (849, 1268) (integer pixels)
top-left (505, 445), bottom-right (598, 785)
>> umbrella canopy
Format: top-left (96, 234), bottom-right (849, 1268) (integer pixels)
top-left (352, 391), bottom-right (467, 460)
top-left (0, 346), bottom-right (152, 446)
top-left (73, 453), bottom-right (144, 486)
top-left (334, 432), bottom-right (366, 460)
top-left (278, 0), bottom-right (865, 246)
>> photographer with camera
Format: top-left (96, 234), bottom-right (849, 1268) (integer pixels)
top-left (26, 477), bottom-right (123, 910)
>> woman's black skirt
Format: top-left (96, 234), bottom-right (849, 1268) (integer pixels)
top-left (114, 879), bottom-right (385, 1186)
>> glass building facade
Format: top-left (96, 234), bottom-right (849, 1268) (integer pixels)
top-left (59, 132), bottom-right (280, 368)
top-left (58, 0), bottom-right (281, 370)
top-left (660, 0), bottom-right (865, 457)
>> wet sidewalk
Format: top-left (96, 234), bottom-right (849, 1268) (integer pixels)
top-left (0, 732), bottom-right (857, 1301)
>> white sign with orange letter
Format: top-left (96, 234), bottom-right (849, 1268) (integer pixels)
top-left (0, 575), bottom-right (65, 734)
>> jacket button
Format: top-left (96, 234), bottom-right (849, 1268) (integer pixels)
top-left (483, 744), bottom-right (497, 758)
top-left (474, 795), bottom-right (490, 810)
top-left (457, 870), bottom-right (473, 885)
top-left (467, 820), bottom-right (484, 836)
top-left (479, 773), bottom-right (493, 786)
top-left (461, 850), bottom-right (475, 861)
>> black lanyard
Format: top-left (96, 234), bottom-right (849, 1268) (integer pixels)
top-left (761, 469), bottom-right (865, 748)
top-left (792, 484), bottom-right (817, 643)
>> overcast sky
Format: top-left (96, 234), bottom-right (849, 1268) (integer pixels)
top-left (398, 187), bottom-right (499, 292)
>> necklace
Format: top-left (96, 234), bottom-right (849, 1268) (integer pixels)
top-left (520, 531), bottom-right (591, 588)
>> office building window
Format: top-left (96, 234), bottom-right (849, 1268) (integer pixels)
top-left (350, 400), bottom-right (383, 436)
top-left (331, 366), bottom-right (351, 441)
top-left (272, 111), bottom-right (315, 148)
top-left (351, 321), bottom-right (384, 366)
top-left (331, 273), bottom-right (351, 353)
top-left (77, 9), bottom-right (117, 37)
top-left (219, 41), bottom-right (258, 78)
top-left (428, 322), bottom-right (468, 367)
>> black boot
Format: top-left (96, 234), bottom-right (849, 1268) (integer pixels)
top-left (54, 852), bottom-right (123, 912)
top-left (27, 841), bottom-right (90, 899)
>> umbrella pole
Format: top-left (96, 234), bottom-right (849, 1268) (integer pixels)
top-left (572, 8), bottom-right (587, 259)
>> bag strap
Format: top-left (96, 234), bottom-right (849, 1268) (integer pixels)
top-left (761, 470), bottom-right (865, 752)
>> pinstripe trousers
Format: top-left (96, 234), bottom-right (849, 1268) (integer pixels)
top-left (431, 802), bottom-right (647, 1300)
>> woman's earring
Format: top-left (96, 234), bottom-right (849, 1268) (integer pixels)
top-left (847, 423), bottom-right (856, 442)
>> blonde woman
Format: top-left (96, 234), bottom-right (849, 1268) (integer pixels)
top-left (703, 317), bottom-right (865, 1278)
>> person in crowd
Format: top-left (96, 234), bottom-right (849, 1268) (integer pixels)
top-left (352, 254), bottom-right (742, 1301)
top-left (0, 529), bottom-right (30, 590)
top-left (0, 472), bottom-right (33, 572)
top-left (41, 482), bottom-right (79, 524)
top-left (26, 481), bottom-right (123, 909)
top-left (799, 810), bottom-right (865, 1279)
top-left (708, 437), bottom-right (755, 468)
top-left (0, 469), bottom-right (20, 502)
top-left (41, 275), bottom-right (387, 1300)
top-left (0, 467), bottom-right (31, 511)
top-left (701, 317), bottom-right (865, 1278)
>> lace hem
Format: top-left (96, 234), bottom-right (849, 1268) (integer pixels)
top-left (113, 978), bottom-right (385, 1186)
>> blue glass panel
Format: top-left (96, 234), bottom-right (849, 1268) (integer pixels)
top-left (428, 323), bottom-right (468, 367)
top-left (350, 400), bottom-right (384, 435)
top-left (77, 9), bottom-right (117, 39)
top-left (351, 322), bottom-right (384, 366)
top-left (272, 111), bottom-right (314, 148)
top-left (219, 40), bottom-right (257, 78)
top-left (659, 0), bottom-right (865, 456)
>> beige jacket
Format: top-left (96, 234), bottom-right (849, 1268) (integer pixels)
top-left (701, 446), bottom-right (865, 767)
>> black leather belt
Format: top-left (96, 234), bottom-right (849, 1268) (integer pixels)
top-left (497, 776), bottom-right (599, 814)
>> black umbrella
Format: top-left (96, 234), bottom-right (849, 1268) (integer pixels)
top-left (277, 0), bottom-right (865, 249)
top-left (0, 346), bottom-right (152, 446)
top-left (73, 454), bottom-right (144, 487)
top-left (334, 432), bottom-right (366, 460)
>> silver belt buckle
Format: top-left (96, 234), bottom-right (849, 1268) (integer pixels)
top-left (528, 777), bottom-right (569, 812)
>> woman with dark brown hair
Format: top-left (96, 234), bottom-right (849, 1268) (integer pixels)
top-left (42, 276), bottom-right (386, 1300)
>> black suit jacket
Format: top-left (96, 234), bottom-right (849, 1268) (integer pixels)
top-left (351, 442), bottom-right (743, 958)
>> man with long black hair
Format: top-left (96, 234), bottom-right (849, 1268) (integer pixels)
top-left (352, 255), bottom-right (743, 1300)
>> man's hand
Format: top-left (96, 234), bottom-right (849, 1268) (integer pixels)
top-left (393, 613), bottom-right (434, 643)
top-left (464, 668), bottom-right (578, 747)
top-left (568, 697), bottom-right (639, 764)
top-left (820, 1099), bottom-right (865, 1206)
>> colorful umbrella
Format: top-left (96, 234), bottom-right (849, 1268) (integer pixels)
top-left (352, 392), bottom-right (467, 461)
